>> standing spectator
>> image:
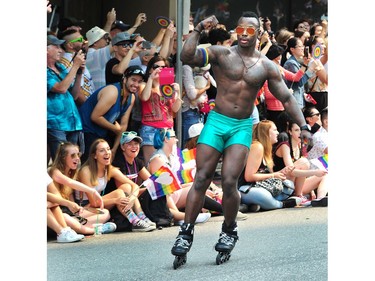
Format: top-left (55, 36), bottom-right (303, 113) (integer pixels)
top-left (304, 35), bottom-right (328, 111)
top-left (282, 37), bottom-right (314, 109)
top-left (180, 64), bottom-right (210, 147)
top-left (47, 34), bottom-right (85, 161)
top-left (85, 26), bottom-right (115, 90)
top-left (263, 42), bottom-right (317, 130)
top-left (79, 65), bottom-right (144, 162)
top-left (138, 55), bottom-right (182, 165)
top-left (105, 32), bottom-right (143, 85)
top-left (59, 29), bottom-right (95, 106)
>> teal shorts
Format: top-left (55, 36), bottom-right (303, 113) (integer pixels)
top-left (197, 110), bottom-right (253, 153)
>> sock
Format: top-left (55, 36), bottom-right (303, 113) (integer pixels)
top-left (137, 211), bottom-right (146, 220)
top-left (179, 223), bottom-right (195, 236)
top-left (222, 221), bottom-right (238, 236)
top-left (125, 210), bottom-right (140, 225)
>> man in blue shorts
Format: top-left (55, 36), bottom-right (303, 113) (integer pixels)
top-left (171, 12), bottom-right (312, 267)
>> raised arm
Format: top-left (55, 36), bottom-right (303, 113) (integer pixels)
top-left (180, 15), bottom-right (219, 66)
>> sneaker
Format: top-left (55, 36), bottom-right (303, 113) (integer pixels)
top-left (282, 196), bottom-right (302, 208)
top-left (102, 222), bottom-right (117, 234)
top-left (57, 227), bottom-right (84, 243)
top-left (132, 220), bottom-right (156, 232)
top-left (195, 212), bottom-right (211, 223)
top-left (311, 196), bottom-right (328, 207)
top-left (248, 204), bottom-right (261, 212)
top-left (298, 195), bottom-right (311, 207)
top-left (238, 203), bottom-right (248, 213)
top-left (236, 211), bottom-right (248, 221)
top-left (143, 217), bottom-right (157, 227)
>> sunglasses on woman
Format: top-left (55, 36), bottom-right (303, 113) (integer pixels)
top-left (152, 64), bottom-right (167, 70)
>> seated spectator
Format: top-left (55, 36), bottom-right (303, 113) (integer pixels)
top-left (79, 65), bottom-right (144, 162)
top-left (47, 173), bottom-right (84, 243)
top-left (148, 128), bottom-right (233, 224)
top-left (273, 121), bottom-right (328, 206)
top-left (307, 108), bottom-right (328, 163)
top-left (109, 131), bottom-right (174, 226)
top-left (238, 120), bottom-right (301, 211)
top-left (303, 106), bottom-right (322, 134)
top-left (78, 138), bottom-right (156, 232)
top-left (48, 142), bottom-right (117, 235)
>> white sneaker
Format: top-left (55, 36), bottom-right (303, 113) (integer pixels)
top-left (195, 212), bottom-right (211, 224)
top-left (143, 217), bottom-right (157, 228)
top-left (132, 220), bottom-right (156, 232)
top-left (57, 227), bottom-right (84, 243)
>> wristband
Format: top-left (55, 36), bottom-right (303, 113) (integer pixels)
top-left (193, 28), bottom-right (201, 34)
top-left (301, 63), bottom-right (308, 68)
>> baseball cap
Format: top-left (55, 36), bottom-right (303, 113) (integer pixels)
top-left (188, 123), bottom-right (204, 138)
top-left (86, 26), bottom-right (108, 46)
top-left (124, 65), bottom-right (145, 79)
top-left (112, 32), bottom-right (135, 46)
top-left (120, 131), bottom-right (143, 145)
top-left (47, 35), bottom-right (65, 46)
top-left (111, 20), bottom-right (131, 31)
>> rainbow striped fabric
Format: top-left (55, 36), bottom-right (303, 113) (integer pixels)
top-left (144, 166), bottom-right (181, 200)
top-left (177, 148), bottom-right (196, 165)
top-left (176, 168), bottom-right (196, 184)
top-left (318, 154), bottom-right (328, 170)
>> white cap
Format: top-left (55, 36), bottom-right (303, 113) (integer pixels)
top-left (188, 123), bottom-right (204, 138)
top-left (86, 26), bottom-right (108, 46)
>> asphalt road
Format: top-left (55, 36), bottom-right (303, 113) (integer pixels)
top-left (47, 207), bottom-right (327, 281)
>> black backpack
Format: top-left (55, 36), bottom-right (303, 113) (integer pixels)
top-left (138, 192), bottom-right (173, 227)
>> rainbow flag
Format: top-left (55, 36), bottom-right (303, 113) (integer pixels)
top-left (318, 154), bottom-right (328, 170)
top-left (176, 168), bottom-right (196, 184)
top-left (143, 166), bottom-right (181, 200)
top-left (177, 148), bottom-right (196, 164)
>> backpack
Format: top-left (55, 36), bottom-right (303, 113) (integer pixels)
top-left (138, 191), bottom-right (173, 227)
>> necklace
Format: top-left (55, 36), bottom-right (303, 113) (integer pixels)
top-left (236, 46), bottom-right (261, 73)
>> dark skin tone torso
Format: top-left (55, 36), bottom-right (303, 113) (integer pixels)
top-left (179, 15), bottom-right (308, 227)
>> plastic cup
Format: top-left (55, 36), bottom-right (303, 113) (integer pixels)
top-left (93, 223), bottom-right (103, 236)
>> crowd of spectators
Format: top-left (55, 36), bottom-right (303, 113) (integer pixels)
top-left (46, 2), bottom-right (328, 242)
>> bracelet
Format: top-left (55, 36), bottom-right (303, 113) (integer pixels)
top-left (193, 28), bottom-right (201, 34)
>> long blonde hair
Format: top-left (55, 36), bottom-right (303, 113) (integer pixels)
top-left (252, 120), bottom-right (275, 171)
top-left (79, 138), bottom-right (113, 186)
top-left (48, 142), bottom-right (79, 199)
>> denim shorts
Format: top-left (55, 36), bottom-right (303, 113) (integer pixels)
top-left (139, 125), bottom-right (172, 146)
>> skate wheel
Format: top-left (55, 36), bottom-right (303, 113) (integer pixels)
top-left (173, 255), bottom-right (187, 269)
top-left (216, 252), bottom-right (231, 265)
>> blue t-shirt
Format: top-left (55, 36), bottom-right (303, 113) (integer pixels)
top-left (47, 63), bottom-right (82, 131)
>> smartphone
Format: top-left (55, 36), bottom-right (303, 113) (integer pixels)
top-left (238, 185), bottom-right (250, 194)
top-left (304, 46), bottom-right (309, 58)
